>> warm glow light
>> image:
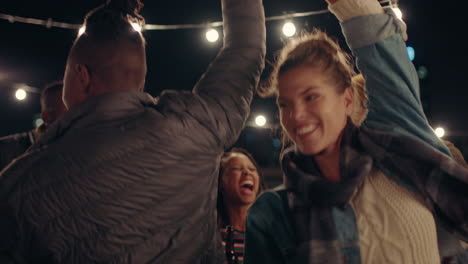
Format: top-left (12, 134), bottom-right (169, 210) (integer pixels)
top-left (78, 26), bottom-right (86, 37)
top-left (15, 88), bottom-right (27, 101)
top-left (131, 22), bottom-right (142, 32)
top-left (282, 22), bottom-right (296, 37)
top-left (255, 115), bottom-right (267, 127)
top-left (206, 28), bottom-right (219, 43)
top-left (435, 127), bottom-right (445, 138)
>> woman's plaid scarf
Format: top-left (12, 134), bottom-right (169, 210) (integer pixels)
top-left (282, 122), bottom-right (468, 263)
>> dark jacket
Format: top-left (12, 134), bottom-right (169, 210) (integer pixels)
top-left (245, 187), bottom-right (296, 264)
top-left (0, 131), bottom-right (35, 171)
top-left (0, 0), bottom-right (266, 262)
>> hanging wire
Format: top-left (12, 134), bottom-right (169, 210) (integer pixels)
top-left (0, 13), bottom-right (80, 29)
top-left (0, 0), bottom-right (394, 31)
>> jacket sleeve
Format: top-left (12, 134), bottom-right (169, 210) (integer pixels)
top-left (0, 132), bottom-right (34, 171)
top-left (156, 0), bottom-right (266, 149)
top-left (329, 0), bottom-right (450, 155)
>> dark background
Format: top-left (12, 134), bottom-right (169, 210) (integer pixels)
top-left (1, 0), bottom-right (467, 185)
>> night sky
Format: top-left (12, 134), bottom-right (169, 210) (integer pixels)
top-left (1, 0), bottom-right (467, 166)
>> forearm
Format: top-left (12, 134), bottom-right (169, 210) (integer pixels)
top-left (327, 0), bottom-right (450, 154)
top-left (328, 0), bottom-right (383, 22)
top-left (195, 0), bottom-right (266, 93)
top-left (191, 0), bottom-right (266, 147)
top-left (195, 0), bottom-right (266, 95)
top-left (222, 0), bottom-right (266, 49)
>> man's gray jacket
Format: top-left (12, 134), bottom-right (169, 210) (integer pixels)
top-left (0, 0), bottom-right (266, 262)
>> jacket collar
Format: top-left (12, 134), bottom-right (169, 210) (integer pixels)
top-left (37, 90), bottom-right (156, 146)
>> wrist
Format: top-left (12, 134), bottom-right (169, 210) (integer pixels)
top-left (328, 0), bottom-right (384, 22)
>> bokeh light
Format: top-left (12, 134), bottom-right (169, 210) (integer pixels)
top-left (282, 22), bottom-right (296, 37)
top-left (206, 28), bottom-right (219, 43)
top-left (407, 46), bottom-right (415, 61)
top-left (255, 115), bottom-right (267, 127)
top-left (435, 127), bottom-right (445, 138)
top-left (15, 88), bottom-right (27, 101)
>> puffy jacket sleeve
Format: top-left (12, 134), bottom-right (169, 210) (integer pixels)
top-left (329, 0), bottom-right (450, 155)
top-left (156, 0), bottom-right (266, 149)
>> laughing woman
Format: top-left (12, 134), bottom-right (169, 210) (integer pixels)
top-left (218, 148), bottom-right (266, 264)
top-left (244, 0), bottom-right (468, 263)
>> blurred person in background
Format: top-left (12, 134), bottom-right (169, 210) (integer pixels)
top-left (0, 81), bottom-right (65, 170)
top-left (218, 148), bottom-right (266, 264)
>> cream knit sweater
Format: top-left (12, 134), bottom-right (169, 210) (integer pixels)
top-left (350, 168), bottom-right (440, 263)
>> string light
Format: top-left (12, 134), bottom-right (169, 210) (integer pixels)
top-left (434, 127), bottom-right (445, 138)
top-left (15, 88), bottom-right (27, 101)
top-left (8, 83), bottom-right (41, 101)
top-left (131, 22), bottom-right (142, 32)
top-left (255, 115), bottom-right (267, 127)
top-left (0, 0), bottom-right (397, 104)
top-left (0, 0), bottom-right (393, 33)
top-left (205, 28), bottom-right (219, 43)
top-left (78, 26), bottom-right (86, 37)
top-left (282, 22), bottom-right (296, 37)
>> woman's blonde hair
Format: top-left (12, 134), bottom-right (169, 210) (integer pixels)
top-left (350, 74), bottom-right (369, 126)
top-left (259, 29), bottom-right (357, 147)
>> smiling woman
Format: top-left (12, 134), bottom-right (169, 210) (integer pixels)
top-left (244, 0), bottom-right (468, 263)
top-left (263, 29), bottom-right (355, 182)
top-left (217, 148), bottom-right (266, 264)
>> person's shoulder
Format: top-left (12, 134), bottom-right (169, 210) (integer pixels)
top-left (249, 185), bottom-right (288, 220)
top-left (255, 185), bottom-right (286, 204)
top-left (0, 131), bottom-right (32, 145)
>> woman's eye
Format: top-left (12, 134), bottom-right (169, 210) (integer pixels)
top-left (305, 95), bottom-right (317, 102)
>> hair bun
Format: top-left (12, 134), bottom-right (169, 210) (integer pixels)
top-left (105, 0), bottom-right (144, 18)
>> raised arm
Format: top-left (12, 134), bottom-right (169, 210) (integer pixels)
top-left (157, 0), bottom-right (266, 149)
top-left (327, 0), bottom-right (450, 154)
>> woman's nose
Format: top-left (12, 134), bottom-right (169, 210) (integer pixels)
top-left (291, 104), bottom-right (306, 121)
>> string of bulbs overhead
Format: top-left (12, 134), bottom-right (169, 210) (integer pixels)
top-left (1, 0), bottom-right (398, 43)
top-left (2, 0), bottom-right (402, 103)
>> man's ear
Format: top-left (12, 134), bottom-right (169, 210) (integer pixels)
top-left (75, 64), bottom-right (91, 94)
